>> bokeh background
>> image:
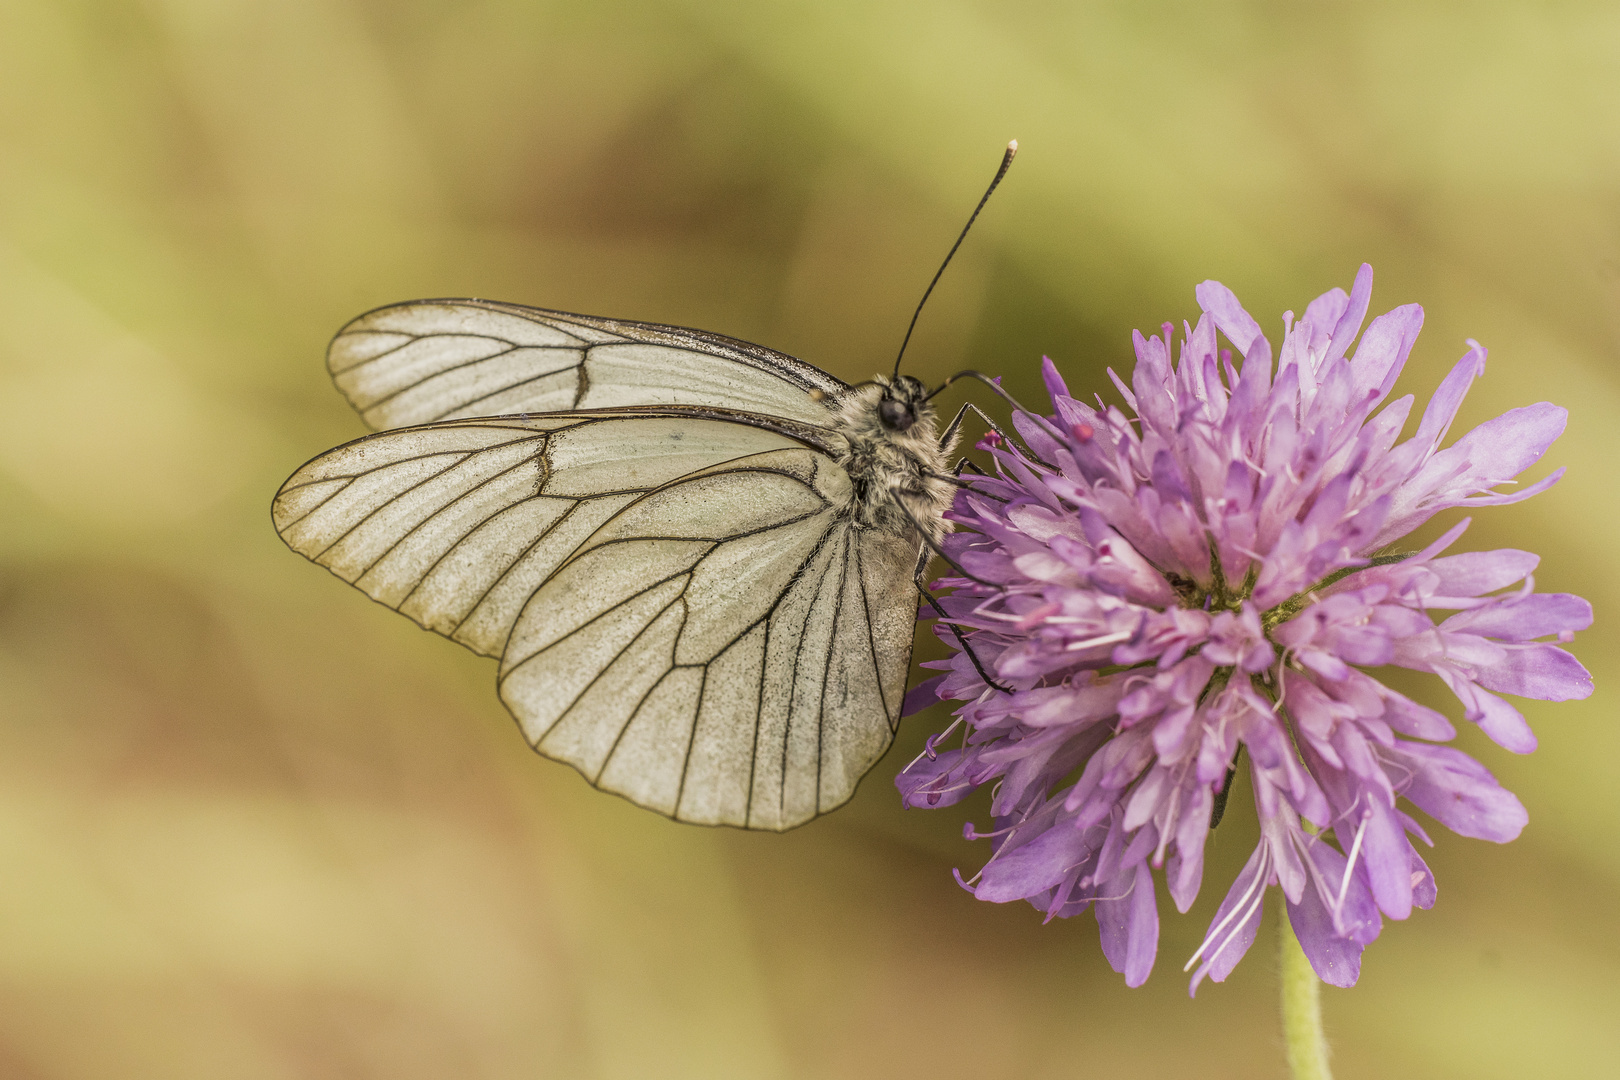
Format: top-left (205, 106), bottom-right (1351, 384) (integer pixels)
top-left (2, 2), bottom-right (1617, 1077)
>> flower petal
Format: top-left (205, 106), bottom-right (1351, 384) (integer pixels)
top-left (975, 821), bottom-right (1093, 902)
top-left (1041, 355), bottom-right (1071, 402)
top-left (1096, 861), bottom-right (1159, 987)
top-left (1443, 402), bottom-right (1568, 491)
top-left (1411, 344), bottom-right (1487, 452)
top-left (1426, 548), bottom-right (1539, 597)
top-left (1440, 593), bottom-right (1592, 639)
top-left (1287, 837), bottom-right (1381, 988)
top-left (1195, 279), bottom-right (1265, 356)
top-left (1326, 263), bottom-right (1375, 362)
top-left (902, 674), bottom-right (947, 717)
top-left (896, 747), bottom-right (980, 809)
top-left (1439, 672), bottom-right (1539, 753)
top-left (1386, 742), bottom-right (1528, 842)
top-left (1350, 302), bottom-right (1423, 401)
top-left (1473, 643), bottom-right (1594, 702)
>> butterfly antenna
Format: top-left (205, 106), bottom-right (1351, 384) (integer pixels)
top-left (891, 140), bottom-right (1018, 380)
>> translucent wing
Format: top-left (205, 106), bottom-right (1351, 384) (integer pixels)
top-left (496, 444), bottom-right (919, 831)
top-left (326, 299), bottom-right (845, 432)
top-left (271, 412), bottom-right (809, 658)
top-left (272, 411), bottom-right (920, 830)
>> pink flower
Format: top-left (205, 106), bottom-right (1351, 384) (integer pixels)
top-left (901, 265), bottom-right (1592, 992)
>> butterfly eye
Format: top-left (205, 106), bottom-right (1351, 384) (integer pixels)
top-left (879, 397), bottom-right (915, 431)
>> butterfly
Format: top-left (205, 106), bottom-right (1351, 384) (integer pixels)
top-left (272, 144), bottom-right (1017, 831)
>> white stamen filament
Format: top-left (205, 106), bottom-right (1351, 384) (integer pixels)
top-left (1378, 751), bottom-right (1416, 793)
top-left (1064, 630), bottom-right (1133, 652)
top-left (917, 779), bottom-right (973, 802)
top-left (898, 717), bottom-right (963, 770)
top-left (1336, 813), bottom-right (1370, 914)
top-left (1272, 657), bottom-right (1294, 710)
top-left (1155, 782), bottom-right (1182, 867)
top-left (1073, 875), bottom-right (1138, 906)
top-left (1184, 845), bottom-right (1272, 972)
top-left (971, 605), bottom-right (1046, 623)
top-left (1289, 828), bottom-right (1341, 919)
top-left (900, 717), bottom-right (968, 781)
top-left (901, 746), bottom-right (932, 773)
top-left (1193, 865), bottom-right (1271, 976)
top-left (965, 815), bottom-right (1029, 883)
top-left (1330, 792), bottom-right (1365, 830)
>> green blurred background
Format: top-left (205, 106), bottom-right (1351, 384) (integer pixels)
top-left (2, 2), bottom-right (1616, 1077)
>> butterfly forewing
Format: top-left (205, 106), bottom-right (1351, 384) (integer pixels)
top-left (329, 300), bottom-right (844, 432)
top-left (273, 415), bottom-right (800, 656)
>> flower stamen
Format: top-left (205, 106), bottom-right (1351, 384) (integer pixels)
top-left (1335, 812), bottom-right (1371, 914)
top-left (1185, 846), bottom-right (1272, 973)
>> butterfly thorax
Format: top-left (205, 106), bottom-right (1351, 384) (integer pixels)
top-left (825, 375), bottom-right (958, 547)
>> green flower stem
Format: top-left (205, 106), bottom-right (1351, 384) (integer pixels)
top-left (1280, 910), bottom-right (1333, 1080)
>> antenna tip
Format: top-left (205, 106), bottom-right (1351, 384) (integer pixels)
top-left (1007, 139), bottom-right (1018, 156)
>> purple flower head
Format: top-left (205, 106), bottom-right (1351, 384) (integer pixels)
top-left (901, 265), bottom-right (1592, 993)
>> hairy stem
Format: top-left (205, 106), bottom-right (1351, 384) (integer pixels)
top-left (1280, 910), bottom-right (1333, 1080)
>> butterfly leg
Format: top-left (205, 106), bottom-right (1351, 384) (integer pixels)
top-left (891, 496), bottom-right (1004, 589)
top-left (937, 401), bottom-right (1018, 452)
top-left (938, 402), bottom-right (972, 448)
top-left (907, 512), bottom-right (1010, 696)
top-left (953, 455), bottom-right (987, 477)
top-left (914, 581), bottom-right (1011, 695)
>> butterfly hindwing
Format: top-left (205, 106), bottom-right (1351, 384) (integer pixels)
top-left (497, 443), bottom-right (918, 830)
top-left (327, 299), bottom-right (845, 432)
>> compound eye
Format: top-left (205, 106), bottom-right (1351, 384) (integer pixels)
top-left (878, 397), bottom-right (915, 431)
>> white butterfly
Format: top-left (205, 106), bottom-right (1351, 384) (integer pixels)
top-left (272, 299), bottom-right (964, 830)
top-left (272, 143), bottom-right (1017, 830)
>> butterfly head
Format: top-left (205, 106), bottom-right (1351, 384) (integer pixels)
top-left (877, 375), bottom-right (930, 433)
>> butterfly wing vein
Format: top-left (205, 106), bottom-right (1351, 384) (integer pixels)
top-left (329, 299), bottom-right (844, 432)
top-left (274, 409), bottom-right (920, 830)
